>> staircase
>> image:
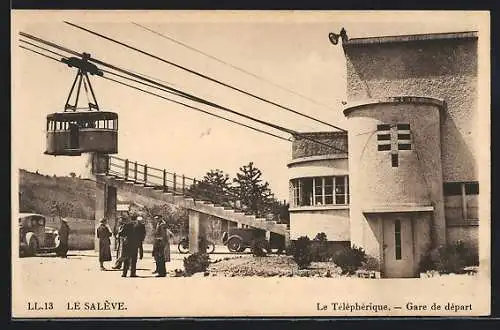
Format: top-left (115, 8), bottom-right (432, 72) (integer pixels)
top-left (96, 156), bottom-right (288, 237)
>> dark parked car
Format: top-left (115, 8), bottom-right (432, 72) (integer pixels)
top-left (221, 227), bottom-right (285, 254)
top-left (19, 213), bottom-right (60, 257)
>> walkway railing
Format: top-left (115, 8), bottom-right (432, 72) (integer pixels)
top-left (106, 155), bottom-right (251, 215)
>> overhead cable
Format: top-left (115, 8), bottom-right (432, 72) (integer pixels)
top-left (18, 33), bottom-right (347, 153)
top-left (64, 21), bottom-right (347, 132)
top-left (132, 22), bottom-right (340, 112)
top-left (18, 44), bottom-right (291, 142)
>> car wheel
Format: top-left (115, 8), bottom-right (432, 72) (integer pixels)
top-left (227, 237), bottom-right (242, 253)
top-left (178, 241), bottom-right (189, 254)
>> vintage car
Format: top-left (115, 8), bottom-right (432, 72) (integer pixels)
top-left (221, 227), bottom-right (285, 254)
top-left (19, 213), bottom-right (60, 257)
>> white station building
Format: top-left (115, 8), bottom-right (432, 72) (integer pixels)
top-left (288, 31), bottom-right (480, 278)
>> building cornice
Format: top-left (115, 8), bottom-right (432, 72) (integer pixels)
top-left (290, 205), bottom-right (349, 212)
top-left (343, 31), bottom-right (478, 48)
top-left (343, 96), bottom-right (446, 116)
top-left (363, 204), bottom-right (434, 213)
top-left (287, 154), bottom-right (348, 167)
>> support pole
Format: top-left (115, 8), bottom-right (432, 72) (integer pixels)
top-left (163, 169), bottom-right (167, 192)
top-left (188, 210), bottom-right (200, 253)
top-left (461, 183), bottom-right (468, 221)
top-left (188, 210), bottom-right (208, 253)
top-left (90, 152), bottom-right (117, 252)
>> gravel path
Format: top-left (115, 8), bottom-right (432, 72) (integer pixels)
top-left (209, 255), bottom-right (343, 277)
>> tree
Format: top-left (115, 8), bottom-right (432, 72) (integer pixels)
top-left (49, 200), bottom-right (72, 218)
top-left (233, 162), bottom-right (274, 217)
top-left (140, 203), bottom-right (189, 241)
top-left (69, 172), bottom-right (76, 178)
top-left (278, 202), bottom-right (290, 225)
top-left (189, 169), bottom-right (233, 206)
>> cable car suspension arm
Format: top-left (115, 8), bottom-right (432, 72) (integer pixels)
top-left (62, 53), bottom-right (103, 112)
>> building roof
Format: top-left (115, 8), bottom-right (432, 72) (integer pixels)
top-left (343, 31), bottom-right (478, 47)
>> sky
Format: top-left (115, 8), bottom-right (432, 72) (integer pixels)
top-left (11, 11), bottom-right (484, 200)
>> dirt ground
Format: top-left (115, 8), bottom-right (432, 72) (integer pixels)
top-left (209, 255), bottom-right (343, 277)
top-left (12, 246), bottom-right (488, 318)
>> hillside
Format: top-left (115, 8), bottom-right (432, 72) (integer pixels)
top-left (19, 169), bottom-right (97, 219)
top-left (18, 169), bottom-right (186, 220)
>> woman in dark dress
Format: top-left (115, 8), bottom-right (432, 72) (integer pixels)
top-left (152, 237), bottom-right (166, 277)
top-left (96, 218), bottom-right (112, 270)
top-left (154, 218), bottom-right (174, 274)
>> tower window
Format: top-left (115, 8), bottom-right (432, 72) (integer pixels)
top-left (377, 134), bottom-right (391, 141)
top-left (398, 143), bottom-right (412, 150)
top-left (397, 133), bottom-right (411, 140)
top-left (377, 124), bottom-right (391, 131)
top-left (391, 154), bottom-right (399, 167)
top-left (378, 144), bottom-right (391, 151)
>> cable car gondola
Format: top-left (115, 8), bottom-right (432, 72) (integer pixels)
top-left (45, 53), bottom-right (118, 156)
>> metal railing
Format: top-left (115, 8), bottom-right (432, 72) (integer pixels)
top-left (106, 155), bottom-right (253, 215)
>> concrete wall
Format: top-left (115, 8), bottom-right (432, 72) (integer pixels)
top-left (446, 226), bottom-right (479, 255)
top-left (344, 99), bottom-right (446, 249)
top-left (289, 208), bottom-right (350, 241)
top-left (45, 216), bottom-right (95, 250)
top-left (289, 131), bottom-right (351, 241)
top-left (292, 132), bottom-right (348, 159)
top-left (288, 157), bottom-right (348, 180)
top-left (344, 35), bottom-right (478, 182)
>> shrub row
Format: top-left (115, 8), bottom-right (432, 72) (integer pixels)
top-left (289, 234), bottom-right (371, 274)
top-left (419, 241), bottom-right (478, 274)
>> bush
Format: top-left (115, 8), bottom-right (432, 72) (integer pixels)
top-left (293, 236), bottom-right (312, 269)
top-left (455, 241), bottom-right (479, 266)
top-left (419, 241), bottom-right (477, 274)
top-left (360, 255), bottom-right (380, 272)
top-left (183, 252), bottom-right (210, 276)
top-left (332, 245), bottom-right (367, 275)
top-left (285, 241), bottom-right (295, 256)
top-left (310, 233), bottom-right (330, 262)
top-left (251, 239), bottom-right (268, 257)
top-left (314, 232), bottom-right (327, 241)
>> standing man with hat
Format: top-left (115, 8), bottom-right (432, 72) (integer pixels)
top-left (121, 215), bottom-right (144, 277)
top-left (112, 216), bottom-right (127, 270)
top-left (56, 217), bottom-right (70, 258)
top-left (135, 216), bottom-right (146, 261)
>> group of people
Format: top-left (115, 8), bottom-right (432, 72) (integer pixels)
top-left (96, 214), bottom-right (174, 278)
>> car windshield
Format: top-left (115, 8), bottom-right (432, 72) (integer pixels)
top-left (20, 215), bottom-right (45, 228)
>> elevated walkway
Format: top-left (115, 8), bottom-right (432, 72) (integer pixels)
top-left (95, 155), bottom-right (288, 237)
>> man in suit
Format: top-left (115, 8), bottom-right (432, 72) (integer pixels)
top-left (121, 216), bottom-right (143, 278)
top-left (112, 216), bottom-right (127, 270)
top-left (135, 216), bottom-right (146, 261)
top-left (56, 218), bottom-right (70, 258)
